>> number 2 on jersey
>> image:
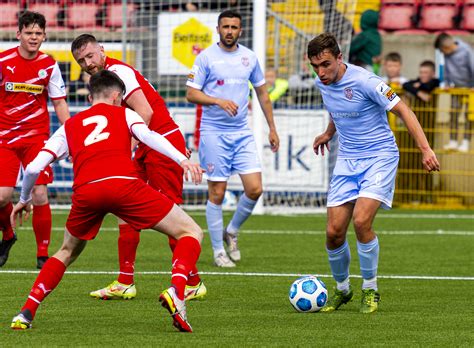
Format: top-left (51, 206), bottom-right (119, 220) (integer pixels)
top-left (83, 115), bottom-right (110, 146)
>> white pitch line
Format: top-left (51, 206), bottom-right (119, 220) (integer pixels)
top-left (16, 227), bottom-right (474, 236)
top-left (1, 269), bottom-right (473, 281)
top-left (49, 210), bottom-right (474, 219)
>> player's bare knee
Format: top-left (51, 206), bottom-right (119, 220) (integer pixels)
top-left (246, 186), bottom-right (262, 201)
top-left (326, 225), bottom-right (346, 247)
top-left (0, 188), bottom-right (14, 207)
top-left (31, 185), bottom-right (48, 205)
top-left (352, 216), bottom-right (371, 235)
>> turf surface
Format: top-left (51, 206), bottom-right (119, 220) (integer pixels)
top-left (1, 210), bottom-right (473, 346)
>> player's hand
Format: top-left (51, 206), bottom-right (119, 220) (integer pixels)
top-left (421, 148), bottom-right (440, 172)
top-left (218, 99), bottom-right (238, 117)
top-left (313, 133), bottom-right (332, 156)
top-left (185, 148), bottom-right (192, 159)
top-left (268, 129), bottom-right (280, 152)
top-left (10, 201), bottom-right (32, 229)
top-left (180, 159), bottom-right (205, 184)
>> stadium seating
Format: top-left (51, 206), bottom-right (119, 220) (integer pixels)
top-left (0, 1), bottom-right (21, 30)
top-left (105, 1), bottom-right (137, 29)
top-left (418, 0), bottom-right (462, 31)
top-left (64, 1), bottom-right (103, 29)
top-left (379, 0), bottom-right (420, 32)
top-left (460, 0), bottom-right (474, 30)
top-left (27, 1), bottom-right (63, 28)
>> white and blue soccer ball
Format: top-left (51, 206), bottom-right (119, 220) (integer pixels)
top-left (289, 276), bottom-right (328, 313)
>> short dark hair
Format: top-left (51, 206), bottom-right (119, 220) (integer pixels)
top-left (384, 52), bottom-right (402, 63)
top-left (89, 70), bottom-right (126, 99)
top-left (307, 32), bottom-right (341, 60)
top-left (18, 11), bottom-right (46, 32)
top-left (420, 60), bottom-right (436, 71)
top-left (434, 32), bottom-right (452, 49)
top-left (218, 10), bottom-right (242, 25)
top-left (71, 34), bottom-right (99, 54)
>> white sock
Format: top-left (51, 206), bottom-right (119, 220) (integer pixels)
top-left (362, 277), bottom-right (378, 290)
top-left (336, 277), bottom-right (351, 294)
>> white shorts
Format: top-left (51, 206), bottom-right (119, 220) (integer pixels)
top-left (327, 156), bottom-right (399, 210)
top-left (199, 132), bottom-right (261, 181)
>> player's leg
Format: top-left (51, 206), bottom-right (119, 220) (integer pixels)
top-left (208, 180), bottom-right (235, 267)
top-left (355, 155), bottom-right (398, 313)
top-left (144, 131), bottom-right (205, 296)
top-left (31, 184), bottom-right (51, 269)
top-left (0, 186), bottom-right (16, 267)
top-left (89, 218), bottom-right (139, 300)
top-left (224, 172), bottom-right (262, 262)
top-left (320, 203), bottom-right (355, 313)
top-left (152, 204), bottom-right (203, 333)
top-left (11, 228), bottom-right (87, 330)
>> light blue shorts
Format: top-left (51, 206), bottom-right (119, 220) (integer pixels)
top-left (199, 132), bottom-right (261, 181)
top-left (327, 156), bottom-right (399, 210)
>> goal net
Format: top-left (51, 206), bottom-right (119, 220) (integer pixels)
top-left (3, 0), bottom-right (362, 213)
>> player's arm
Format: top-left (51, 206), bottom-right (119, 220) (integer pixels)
top-left (186, 86), bottom-right (238, 117)
top-left (126, 109), bottom-right (203, 184)
top-left (11, 126), bottom-right (69, 227)
top-left (125, 89), bottom-right (153, 125)
top-left (254, 84), bottom-right (279, 152)
top-left (391, 100), bottom-right (440, 172)
top-left (51, 98), bottom-right (70, 124)
top-left (313, 118), bottom-right (336, 156)
top-left (49, 63), bottom-right (70, 124)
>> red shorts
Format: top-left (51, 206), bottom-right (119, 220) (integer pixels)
top-left (66, 178), bottom-right (174, 240)
top-left (134, 128), bottom-right (185, 204)
top-left (0, 138), bottom-right (54, 187)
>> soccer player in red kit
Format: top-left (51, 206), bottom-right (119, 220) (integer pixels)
top-left (70, 34), bottom-right (206, 301)
top-left (10, 70), bottom-right (203, 333)
top-left (0, 11), bottom-right (70, 269)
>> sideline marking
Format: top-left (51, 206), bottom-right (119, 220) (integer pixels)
top-left (1, 269), bottom-right (473, 281)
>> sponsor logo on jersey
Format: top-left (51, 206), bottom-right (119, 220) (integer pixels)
top-left (187, 72), bottom-right (195, 81)
top-left (385, 89), bottom-right (397, 101)
top-left (241, 56), bottom-right (249, 67)
top-left (5, 82), bottom-right (44, 94)
top-left (38, 69), bottom-right (48, 79)
top-left (344, 87), bottom-right (353, 100)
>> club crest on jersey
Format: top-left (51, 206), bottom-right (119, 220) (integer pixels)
top-left (344, 87), bottom-right (353, 100)
top-left (241, 57), bottom-right (249, 67)
top-left (217, 80), bottom-right (224, 86)
top-left (38, 69), bottom-right (48, 79)
top-left (207, 163), bottom-right (215, 174)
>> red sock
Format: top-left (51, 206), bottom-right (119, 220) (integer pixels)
top-left (21, 257), bottom-right (66, 319)
top-left (32, 204), bottom-right (51, 257)
top-left (168, 236), bottom-right (201, 286)
top-left (0, 202), bottom-right (15, 240)
top-left (171, 236), bottom-right (201, 300)
top-left (117, 224), bottom-right (140, 285)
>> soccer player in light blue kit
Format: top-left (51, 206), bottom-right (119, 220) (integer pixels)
top-left (308, 33), bottom-right (440, 313)
top-left (186, 10), bottom-right (279, 267)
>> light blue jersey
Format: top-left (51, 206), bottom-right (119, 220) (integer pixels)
top-left (316, 63), bottom-right (400, 159)
top-left (186, 43), bottom-right (265, 133)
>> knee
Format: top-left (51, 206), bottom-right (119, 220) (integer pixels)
top-left (352, 215), bottom-right (371, 235)
top-left (245, 186), bottom-right (263, 201)
top-left (0, 195), bottom-right (11, 208)
top-left (32, 186), bottom-right (48, 205)
top-left (326, 223), bottom-right (346, 248)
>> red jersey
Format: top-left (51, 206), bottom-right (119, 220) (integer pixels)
top-left (63, 103), bottom-right (142, 190)
top-left (0, 47), bottom-right (66, 145)
top-left (105, 56), bottom-right (178, 134)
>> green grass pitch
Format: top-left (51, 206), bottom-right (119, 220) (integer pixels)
top-left (1, 209), bottom-right (473, 346)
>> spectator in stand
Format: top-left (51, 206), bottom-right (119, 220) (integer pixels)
top-left (265, 68), bottom-right (289, 104)
top-left (399, 60), bottom-right (440, 203)
top-left (435, 32), bottom-right (474, 153)
top-left (381, 52), bottom-right (408, 88)
top-left (288, 56), bottom-right (318, 105)
top-left (349, 9), bottom-right (381, 73)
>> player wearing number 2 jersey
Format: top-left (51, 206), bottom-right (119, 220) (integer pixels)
top-left (10, 70), bottom-right (204, 333)
top-left (0, 11), bottom-right (70, 269)
top-left (71, 34), bottom-right (206, 301)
